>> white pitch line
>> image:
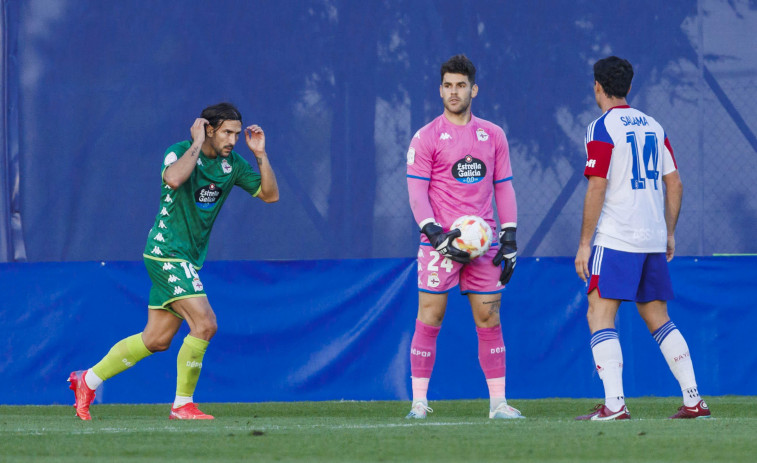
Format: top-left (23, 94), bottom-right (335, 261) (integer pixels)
top-left (291, 421), bottom-right (484, 430)
top-left (3, 421), bottom-right (491, 435)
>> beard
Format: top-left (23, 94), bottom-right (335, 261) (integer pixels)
top-left (216, 144), bottom-right (234, 157)
top-left (443, 96), bottom-right (471, 115)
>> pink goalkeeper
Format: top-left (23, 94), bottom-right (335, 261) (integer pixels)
top-left (405, 54), bottom-right (520, 420)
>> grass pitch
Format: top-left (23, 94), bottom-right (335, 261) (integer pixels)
top-left (1, 396), bottom-right (755, 462)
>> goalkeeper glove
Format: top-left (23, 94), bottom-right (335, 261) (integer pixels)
top-left (492, 226), bottom-right (517, 284)
top-left (421, 222), bottom-right (471, 264)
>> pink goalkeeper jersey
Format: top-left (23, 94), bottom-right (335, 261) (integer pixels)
top-left (407, 114), bottom-right (513, 238)
top-left (584, 105), bottom-right (678, 253)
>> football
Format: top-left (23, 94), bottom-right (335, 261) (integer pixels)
top-left (450, 215), bottom-right (493, 259)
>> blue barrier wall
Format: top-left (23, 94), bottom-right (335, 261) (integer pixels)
top-left (2, 257), bottom-right (754, 405)
top-left (2, 0), bottom-right (757, 262)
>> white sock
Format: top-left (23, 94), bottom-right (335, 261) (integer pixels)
top-left (683, 387), bottom-right (701, 407)
top-left (173, 395), bottom-right (193, 408)
top-left (591, 329), bottom-right (625, 412)
top-left (486, 377), bottom-right (506, 410)
top-left (84, 369), bottom-right (103, 390)
top-left (605, 396), bottom-right (625, 412)
top-left (653, 321), bottom-right (700, 406)
top-left (411, 377), bottom-right (430, 404)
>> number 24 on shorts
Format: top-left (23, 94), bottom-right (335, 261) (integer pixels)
top-left (427, 251), bottom-right (454, 272)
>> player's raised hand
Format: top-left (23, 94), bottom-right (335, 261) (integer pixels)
top-left (492, 227), bottom-right (517, 284)
top-left (191, 118), bottom-right (209, 144)
top-left (575, 244), bottom-right (592, 283)
top-left (245, 124), bottom-right (266, 155)
top-left (421, 222), bottom-right (471, 264)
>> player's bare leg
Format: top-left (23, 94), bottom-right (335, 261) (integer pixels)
top-left (167, 296), bottom-right (217, 420)
top-left (141, 309), bottom-right (184, 351)
top-left (468, 293), bottom-right (522, 419)
top-left (406, 292), bottom-right (447, 419)
top-left (636, 299), bottom-right (670, 332)
top-left (417, 292), bottom-right (447, 327)
top-left (576, 291), bottom-right (630, 420)
top-left (637, 300), bottom-right (710, 418)
top-left (586, 290), bottom-right (621, 333)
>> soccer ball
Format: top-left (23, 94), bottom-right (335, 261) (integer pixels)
top-left (450, 215), bottom-right (493, 259)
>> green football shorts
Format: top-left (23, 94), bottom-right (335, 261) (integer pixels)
top-left (144, 256), bottom-right (207, 318)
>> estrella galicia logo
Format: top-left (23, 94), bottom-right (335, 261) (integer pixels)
top-left (195, 183), bottom-right (223, 209)
top-left (452, 155), bottom-right (486, 184)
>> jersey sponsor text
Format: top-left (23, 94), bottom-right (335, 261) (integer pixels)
top-left (195, 184), bottom-right (222, 209)
top-left (453, 155), bottom-right (486, 184)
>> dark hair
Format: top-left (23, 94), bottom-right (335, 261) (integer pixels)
top-left (440, 54), bottom-right (476, 84)
top-left (200, 102), bottom-right (242, 129)
top-left (593, 56), bottom-right (634, 98)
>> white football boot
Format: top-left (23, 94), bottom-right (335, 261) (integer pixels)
top-left (405, 401), bottom-right (433, 419)
top-left (489, 401), bottom-right (525, 419)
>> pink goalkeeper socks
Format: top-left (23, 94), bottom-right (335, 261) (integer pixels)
top-left (476, 325), bottom-right (506, 379)
top-left (410, 319), bottom-right (441, 378)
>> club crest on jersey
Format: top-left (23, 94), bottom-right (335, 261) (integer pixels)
top-left (195, 183), bottom-right (223, 209)
top-left (452, 155), bottom-right (486, 184)
top-left (221, 159), bottom-right (232, 174)
top-left (476, 128), bottom-right (489, 141)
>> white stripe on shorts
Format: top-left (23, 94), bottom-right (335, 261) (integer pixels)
top-left (591, 246), bottom-right (604, 276)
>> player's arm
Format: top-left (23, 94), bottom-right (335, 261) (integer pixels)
top-left (163, 118), bottom-right (208, 189)
top-left (662, 170), bottom-right (683, 262)
top-left (245, 124), bottom-right (279, 203)
top-left (407, 131), bottom-right (469, 263)
top-left (577, 124), bottom-right (614, 282)
top-left (575, 175), bottom-right (607, 282)
top-left (491, 129), bottom-right (518, 283)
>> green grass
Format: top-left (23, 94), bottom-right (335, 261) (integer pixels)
top-left (1, 397), bottom-right (755, 462)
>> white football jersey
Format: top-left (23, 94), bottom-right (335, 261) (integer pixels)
top-left (584, 105), bottom-right (678, 253)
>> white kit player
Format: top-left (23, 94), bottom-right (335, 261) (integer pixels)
top-left (405, 54), bottom-right (522, 420)
top-left (575, 56), bottom-right (710, 420)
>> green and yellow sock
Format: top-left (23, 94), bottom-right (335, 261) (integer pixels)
top-left (91, 333), bottom-right (152, 381)
top-left (176, 335), bottom-right (209, 398)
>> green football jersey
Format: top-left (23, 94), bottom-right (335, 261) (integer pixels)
top-left (143, 140), bottom-right (262, 268)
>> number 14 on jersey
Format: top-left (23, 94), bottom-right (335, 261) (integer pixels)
top-left (626, 131), bottom-right (660, 190)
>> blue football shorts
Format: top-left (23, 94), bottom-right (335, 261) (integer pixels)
top-left (587, 245), bottom-right (674, 302)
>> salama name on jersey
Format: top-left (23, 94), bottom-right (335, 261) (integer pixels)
top-left (620, 115), bottom-right (649, 127)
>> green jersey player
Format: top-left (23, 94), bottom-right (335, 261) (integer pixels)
top-left (68, 102), bottom-right (279, 420)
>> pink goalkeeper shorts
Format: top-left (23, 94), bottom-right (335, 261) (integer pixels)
top-left (416, 243), bottom-right (504, 294)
